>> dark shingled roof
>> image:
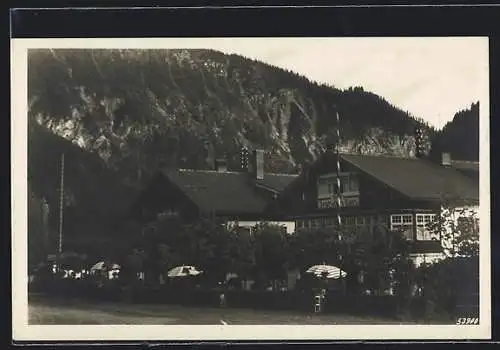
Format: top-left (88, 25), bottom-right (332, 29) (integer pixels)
top-left (341, 154), bottom-right (479, 202)
top-left (162, 169), bottom-right (295, 215)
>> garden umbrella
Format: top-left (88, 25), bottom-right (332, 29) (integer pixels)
top-left (167, 265), bottom-right (203, 278)
top-left (306, 264), bottom-right (347, 279)
top-left (90, 261), bottom-right (121, 272)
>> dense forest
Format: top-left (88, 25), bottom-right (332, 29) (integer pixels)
top-left (26, 48), bottom-right (479, 260)
top-left (429, 102), bottom-right (479, 162)
top-left (28, 49), bottom-right (435, 180)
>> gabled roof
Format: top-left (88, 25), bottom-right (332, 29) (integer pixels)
top-left (161, 169), bottom-right (296, 215)
top-left (340, 154), bottom-right (479, 202)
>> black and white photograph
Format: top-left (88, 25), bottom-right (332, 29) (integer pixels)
top-left (11, 37), bottom-right (490, 341)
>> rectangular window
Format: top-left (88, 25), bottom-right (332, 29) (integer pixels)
top-left (296, 220), bottom-right (303, 228)
top-left (390, 214), bottom-right (414, 240)
top-left (391, 215), bottom-right (402, 224)
top-left (403, 215), bottom-right (413, 224)
top-left (416, 214), bottom-right (438, 241)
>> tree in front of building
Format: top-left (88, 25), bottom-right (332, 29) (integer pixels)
top-left (416, 203), bottom-right (480, 318)
top-left (344, 225), bottom-right (415, 296)
top-left (225, 226), bottom-right (256, 286)
top-left (285, 224), bottom-right (415, 296)
top-left (28, 184), bottom-right (51, 269)
top-left (252, 223), bottom-right (289, 290)
top-left (428, 204), bottom-right (479, 258)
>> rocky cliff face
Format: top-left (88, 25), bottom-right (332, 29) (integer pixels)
top-left (29, 48), bottom-right (433, 187)
top-left (29, 48), bottom-right (481, 260)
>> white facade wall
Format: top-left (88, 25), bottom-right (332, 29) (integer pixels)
top-left (409, 252), bottom-right (447, 267)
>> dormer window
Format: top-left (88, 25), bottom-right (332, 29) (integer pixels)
top-left (317, 173), bottom-right (360, 198)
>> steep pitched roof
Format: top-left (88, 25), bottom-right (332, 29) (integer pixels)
top-left (161, 169), bottom-right (295, 215)
top-left (340, 154), bottom-right (479, 202)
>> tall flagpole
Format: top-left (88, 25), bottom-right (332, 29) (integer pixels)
top-left (58, 153), bottom-right (65, 256)
top-left (335, 109), bottom-right (346, 293)
top-left (335, 110), bottom-right (342, 231)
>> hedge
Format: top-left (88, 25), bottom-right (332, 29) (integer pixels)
top-left (29, 279), bottom-right (431, 319)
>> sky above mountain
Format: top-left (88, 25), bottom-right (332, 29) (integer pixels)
top-left (18, 37), bottom-right (488, 129)
top-left (211, 37), bottom-right (488, 130)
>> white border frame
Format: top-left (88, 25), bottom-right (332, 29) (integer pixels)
top-left (11, 37), bottom-right (491, 341)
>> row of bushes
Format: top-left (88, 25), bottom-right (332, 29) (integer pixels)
top-left (30, 279), bottom-right (439, 320)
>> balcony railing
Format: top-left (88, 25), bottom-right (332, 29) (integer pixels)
top-left (317, 195), bottom-right (360, 209)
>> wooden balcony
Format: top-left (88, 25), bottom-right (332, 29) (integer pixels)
top-left (317, 195), bottom-right (360, 209)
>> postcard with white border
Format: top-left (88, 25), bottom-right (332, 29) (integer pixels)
top-left (11, 37), bottom-right (491, 341)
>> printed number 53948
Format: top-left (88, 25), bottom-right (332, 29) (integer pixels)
top-left (456, 317), bottom-right (479, 325)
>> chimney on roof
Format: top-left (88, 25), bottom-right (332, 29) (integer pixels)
top-left (252, 149), bottom-right (265, 180)
top-left (441, 152), bottom-right (452, 166)
top-left (215, 157), bottom-right (228, 172)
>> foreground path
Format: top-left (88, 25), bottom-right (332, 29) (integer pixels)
top-left (28, 295), bottom-right (422, 325)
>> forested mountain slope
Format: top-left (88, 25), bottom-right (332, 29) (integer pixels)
top-left (28, 48), bottom-right (434, 188)
top-left (30, 48), bottom-right (480, 259)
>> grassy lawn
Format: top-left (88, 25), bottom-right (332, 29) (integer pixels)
top-left (28, 295), bottom-right (432, 325)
